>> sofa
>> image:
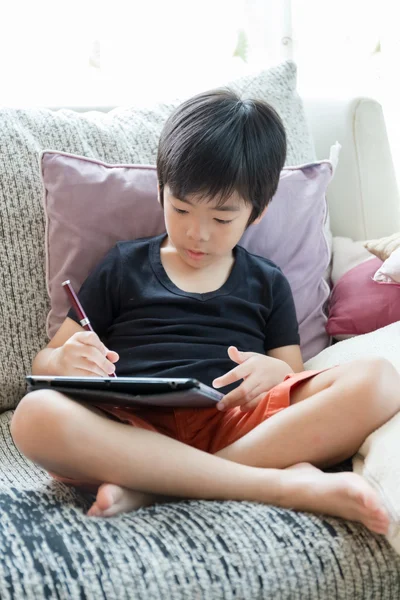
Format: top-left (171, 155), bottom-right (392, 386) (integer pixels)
top-left (1, 62), bottom-right (400, 599)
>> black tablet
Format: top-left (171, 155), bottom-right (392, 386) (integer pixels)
top-left (25, 375), bottom-right (224, 408)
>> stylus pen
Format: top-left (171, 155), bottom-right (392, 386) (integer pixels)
top-left (62, 280), bottom-right (117, 378)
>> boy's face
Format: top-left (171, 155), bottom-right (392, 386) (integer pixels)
top-left (161, 185), bottom-right (265, 268)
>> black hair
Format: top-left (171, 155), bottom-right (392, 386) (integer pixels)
top-left (156, 88), bottom-right (287, 225)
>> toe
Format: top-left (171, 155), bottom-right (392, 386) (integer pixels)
top-left (87, 503), bottom-right (102, 517)
top-left (370, 506), bottom-right (390, 522)
top-left (99, 506), bottom-right (120, 518)
top-left (95, 483), bottom-right (121, 512)
top-left (368, 522), bottom-right (389, 535)
top-left (364, 513), bottom-right (390, 534)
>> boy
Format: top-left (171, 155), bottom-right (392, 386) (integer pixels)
top-left (10, 90), bottom-right (399, 535)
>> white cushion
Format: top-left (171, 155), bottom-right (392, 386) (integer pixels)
top-left (305, 321), bottom-right (400, 373)
top-left (306, 321), bottom-right (400, 555)
top-left (331, 236), bottom-right (374, 286)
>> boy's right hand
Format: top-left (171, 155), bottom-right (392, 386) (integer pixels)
top-left (50, 331), bottom-right (119, 377)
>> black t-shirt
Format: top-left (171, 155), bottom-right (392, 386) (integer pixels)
top-left (68, 233), bottom-right (300, 393)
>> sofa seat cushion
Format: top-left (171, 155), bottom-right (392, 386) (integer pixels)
top-left (1, 409), bottom-right (400, 598)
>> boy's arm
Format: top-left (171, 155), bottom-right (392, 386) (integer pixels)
top-left (32, 317), bottom-right (118, 376)
top-left (32, 318), bottom-right (85, 375)
top-left (213, 271), bottom-right (304, 411)
top-left (33, 245), bottom-right (122, 376)
top-left (267, 345), bottom-right (304, 373)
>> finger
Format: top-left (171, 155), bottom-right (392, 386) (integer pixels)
top-left (217, 379), bottom-right (264, 411)
top-left (227, 346), bottom-right (245, 365)
top-left (83, 338), bottom-right (119, 370)
top-left (239, 392), bottom-right (267, 412)
top-left (213, 360), bottom-right (254, 389)
top-left (78, 332), bottom-right (109, 355)
top-left (76, 358), bottom-right (111, 377)
top-left (70, 360), bottom-right (110, 377)
top-left (78, 346), bottom-right (116, 375)
top-left (71, 366), bottom-right (109, 378)
top-left (213, 347), bottom-right (259, 388)
top-left (227, 346), bottom-right (258, 363)
top-left (77, 332), bottom-right (119, 365)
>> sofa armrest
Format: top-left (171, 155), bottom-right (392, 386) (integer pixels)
top-left (303, 96), bottom-right (400, 241)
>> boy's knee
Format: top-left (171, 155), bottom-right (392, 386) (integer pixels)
top-left (11, 390), bottom-right (72, 459)
top-left (355, 357), bottom-right (397, 383)
top-left (339, 357), bottom-right (398, 399)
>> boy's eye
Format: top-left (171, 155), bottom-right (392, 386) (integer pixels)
top-left (172, 205), bottom-right (232, 224)
top-left (215, 218), bottom-right (233, 225)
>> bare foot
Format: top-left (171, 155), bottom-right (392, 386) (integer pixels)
top-left (87, 484), bottom-right (162, 517)
top-left (277, 462), bottom-right (390, 535)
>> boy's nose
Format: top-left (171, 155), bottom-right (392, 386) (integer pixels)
top-left (187, 222), bottom-right (210, 242)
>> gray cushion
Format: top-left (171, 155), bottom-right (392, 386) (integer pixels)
top-left (1, 411), bottom-right (399, 599)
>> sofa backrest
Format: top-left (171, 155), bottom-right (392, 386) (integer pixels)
top-left (304, 96), bottom-right (400, 240)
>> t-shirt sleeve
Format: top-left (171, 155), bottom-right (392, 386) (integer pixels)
top-left (67, 245), bottom-right (121, 341)
top-left (263, 268), bottom-right (300, 352)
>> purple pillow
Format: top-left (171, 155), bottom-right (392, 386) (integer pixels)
top-left (240, 163), bottom-right (332, 360)
top-left (41, 151), bottom-right (332, 360)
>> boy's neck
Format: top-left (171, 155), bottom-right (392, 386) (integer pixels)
top-left (159, 235), bottom-right (236, 294)
top-left (161, 234), bottom-right (235, 264)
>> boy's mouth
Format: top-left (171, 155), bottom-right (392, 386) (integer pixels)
top-left (186, 249), bottom-right (207, 259)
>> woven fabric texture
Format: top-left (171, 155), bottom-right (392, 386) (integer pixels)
top-left (0, 410), bottom-right (399, 599)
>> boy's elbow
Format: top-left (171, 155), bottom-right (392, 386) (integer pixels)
top-left (31, 349), bottom-right (46, 375)
top-left (31, 347), bottom-right (58, 375)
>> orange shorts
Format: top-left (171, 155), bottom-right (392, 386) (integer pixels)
top-left (49, 369), bottom-right (324, 490)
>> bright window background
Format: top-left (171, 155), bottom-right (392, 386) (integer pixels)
top-left (0, 0), bottom-right (249, 107)
top-left (292, 0), bottom-right (382, 97)
top-left (1, 0), bottom-right (399, 178)
top-left (291, 0), bottom-right (400, 190)
top-left (0, 1), bottom-right (390, 105)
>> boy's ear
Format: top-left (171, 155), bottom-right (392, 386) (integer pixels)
top-left (251, 205), bottom-right (268, 226)
top-left (157, 183), bottom-right (161, 204)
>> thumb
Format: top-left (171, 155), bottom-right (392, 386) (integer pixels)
top-left (227, 346), bottom-right (252, 364)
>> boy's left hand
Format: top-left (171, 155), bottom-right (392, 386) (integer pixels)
top-left (213, 346), bottom-right (293, 412)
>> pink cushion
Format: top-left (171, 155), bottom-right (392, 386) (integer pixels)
top-left (41, 151), bottom-right (333, 361)
top-left (326, 257), bottom-right (400, 338)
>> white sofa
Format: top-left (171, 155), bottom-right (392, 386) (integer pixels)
top-left (303, 96), bottom-right (400, 373)
top-left (306, 96), bottom-right (400, 240)
top-left (0, 93), bottom-right (399, 599)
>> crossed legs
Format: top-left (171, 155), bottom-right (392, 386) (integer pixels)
top-left (11, 358), bottom-right (400, 533)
